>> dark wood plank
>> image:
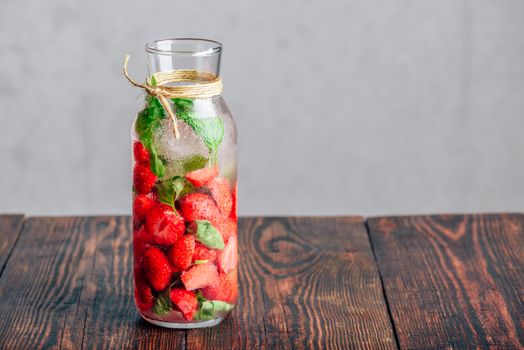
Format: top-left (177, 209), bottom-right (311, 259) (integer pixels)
top-left (0, 215), bottom-right (24, 276)
top-left (186, 217), bottom-right (397, 350)
top-left (76, 216), bottom-right (186, 350)
top-left (0, 216), bottom-right (185, 349)
top-left (368, 214), bottom-right (524, 349)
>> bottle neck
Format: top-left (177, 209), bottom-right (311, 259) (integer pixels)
top-left (145, 38), bottom-right (222, 79)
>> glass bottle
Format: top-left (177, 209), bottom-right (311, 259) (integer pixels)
top-left (131, 38), bottom-right (238, 329)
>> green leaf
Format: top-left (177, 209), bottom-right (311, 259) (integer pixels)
top-left (172, 98), bottom-right (224, 160)
top-left (194, 260), bottom-right (208, 265)
top-left (156, 176), bottom-right (192, 208)
top-left (149, 148), bottom-right (166, 178)
top-left (194, 292), bottom-right (234, 320)
top-left (196, 291), bottom-right (206, 304)
top-left (152, 290), bottom-right (172, 315)
top-left (135, 96), bottom-right (166, 177)
top-left (191, 220), bottom-right (224, 250)
top-left (182, 154), bottom-right (208, 173)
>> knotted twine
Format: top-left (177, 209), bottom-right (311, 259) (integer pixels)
top-left (123, 55), bottom-right (223, 139)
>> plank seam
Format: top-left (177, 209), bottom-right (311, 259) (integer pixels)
top-left (80, 219), bottom-right (101, 350)
top-left (364, 219), bottom-right (401, 350)
top-left (0, 216), bottom-right (25, 281)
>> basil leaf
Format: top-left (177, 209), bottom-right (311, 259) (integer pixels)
top-left (156, 176), bottom-right (192, 208)
top-left (194, 292), bottom-right (234, 320)
top-left (172, 98), bottom-right (224, 160)
top-left (192, 220), bottom-right (224, 250)
top-left (210, 300), bottom-right (234, 313)
top-left (182, 154), bottom-right (208, 173)
top-left (135, 95), bottom-right (166, 177)
top-left (149, 148), bottom-right (166, 178)
top-left (152, 290), bottom-right (172, 315)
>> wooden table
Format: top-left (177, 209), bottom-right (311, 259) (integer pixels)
top-left (0, 214), bottom-right (522, 349)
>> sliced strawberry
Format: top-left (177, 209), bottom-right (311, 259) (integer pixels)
top-left (133, 194), bottom-right (157, 222)
top-left (181, 262), bottom-right (219, 291)
top-left (170, 288), bottom-right (198, 321)
top-left (218, 235), bottom-right (237, 273)
top-left (218, 218), bottom-right (237, 243)
top-left (192, 243), bottom-right (217, 262)
top-left (134, 270), bottom-right (154, 311)
top-left (142, 246), bottom-right (172, 292)
top-left (133, 141), bottom-right (150, 163)
top-left (208, 178), bottom-right (233, 217)
top-left (230, 184), bottom-right (237, 220)
top-left (145, 204), bottom-right (185, 246)
top-left (133, 226), bottom-right (153, 260)
top-left (168, 235), bottom-right (196, 272)
top-left (179, 193), bottom-right (222, 227)
top-left (185, 166), bottom-right (219, 187)
top-left (202, 269), bottom-right (238, 304)
top-left (133, 162), bottom-right (157, 194)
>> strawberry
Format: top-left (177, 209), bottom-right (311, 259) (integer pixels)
top-left (145, 204), bottom-right (185, 246)
top-left (218, 235), bottom-right (237, 274)
top-left (170, 288), bottom-right (198, 320)
top-left (134, 270), bottom-right (154, 311)
top-left (143, 246), bottom-right (172, 291)
top-left (218, 218), bottom-right (237, 243)
top-left (168, 234), bottom-right (195, 272)
top-left (133, 226), bottom-right (153, 260)
top-left (192, 243), bottom-right (217, 262)
top-left (181, 262), bottom-right (219, 291)
top-left (133, 141), bottom-right (150, 163)
top-left (133, 194), bottom-right (156, 222)
top-left (230, 184), bottom-right (237, 220)
top-left (133, 162), bottom-right (157, 194)
top-left (185, 166), bottom-right (219, 187)
top-left (179, 193), bottom-right (222, 226)
top-left (208, 178), bottom-right (233, 217)
top-left (202, 269), bottom-right (238, 304)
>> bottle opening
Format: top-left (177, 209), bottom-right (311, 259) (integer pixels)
top-left (145, 38), bottom-right (222, 57)
top-left (146, 38), bottom-right (222, 77)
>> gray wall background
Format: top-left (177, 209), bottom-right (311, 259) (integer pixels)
top-left (1, 0), bottom-right (523, 216)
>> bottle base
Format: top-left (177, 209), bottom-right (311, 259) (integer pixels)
top-left (140, 314), bottom-right (225, 329)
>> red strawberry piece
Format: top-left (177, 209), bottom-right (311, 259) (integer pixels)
top-left (192, 243), bottom-right (217, 262)
top-left (133, 194), bottom-right (157, 222)
top-left (179, 193), bottom-right (222, 226)
top-left (145, 204), bottom-right (185, 246)
top-left (202, 269), bottom-right (238, 304)
top-left (181, 262), bottom-right (220, 291)
top-left (170, 288), bottom-right (198, 321)
top-left (218, 235), bottom-right (237, 274)
top-left (230, 184), bottom-right (237, 220)
top-left (208, 178), bottom-right (233, 217)
top-left (217, 218), bottom-right (237, 243)
top-left (185, 166), bottom-right (219, 187)
top-left (133, 162), bottom-right (157, 194)
top-left (168, 234), bottom-right (196, 272)
top-left (143, 246), bottom-right (172, 291)
top-left (134, 271), bottom-right (155, 311)
top-left (133, 226), bottom-right (153, 260)
top-left (133, 141), bottom-right (150, 163)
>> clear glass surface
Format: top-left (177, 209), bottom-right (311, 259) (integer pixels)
top-left (131, 39), bottom-right (237, 328)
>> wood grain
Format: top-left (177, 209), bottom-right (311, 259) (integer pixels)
top-left (0, 215), bottom-right (24, 277)
top-left (186, 217), bottom-right (397, 350)
top-left (0, 217), bottom-right (185, 349)
top-left (368, 214), bottom-right (524, 349)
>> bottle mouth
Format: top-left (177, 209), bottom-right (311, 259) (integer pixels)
top-left (145, 38), bottom-right (222, 57)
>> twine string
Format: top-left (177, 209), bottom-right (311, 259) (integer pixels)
top-left (123, 54), bottom-right (223, 139)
